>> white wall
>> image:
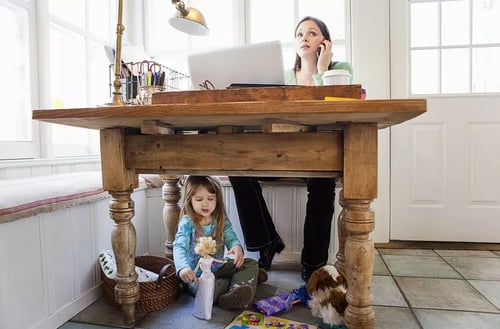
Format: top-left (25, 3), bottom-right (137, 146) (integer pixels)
top-left (351, 0), bottom-right (391, 243)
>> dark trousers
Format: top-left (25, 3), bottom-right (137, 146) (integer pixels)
top-left (228, 177), bottom-right (335, 269)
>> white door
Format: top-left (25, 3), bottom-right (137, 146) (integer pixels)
top-left (389, 0), bottom-right (500, 242)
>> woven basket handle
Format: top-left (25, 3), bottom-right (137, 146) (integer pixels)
top-left (156, 263), bottom-right (174, 291)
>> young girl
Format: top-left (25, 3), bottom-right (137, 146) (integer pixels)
top-left (173, 176), bottom-right (260, 312)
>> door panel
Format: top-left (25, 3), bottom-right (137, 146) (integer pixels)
top-left (389, 0), bottom-right (500, 242)
top-left (391, 96), bottom-right (500, 242)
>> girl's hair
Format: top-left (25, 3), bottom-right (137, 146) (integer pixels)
top-left (293, 16), bottom-right (332, 73)
top-left (181, 176), bottom-right (225, 243)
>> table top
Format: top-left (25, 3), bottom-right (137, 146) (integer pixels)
top-left (32, 86), bottom-right (426, 131)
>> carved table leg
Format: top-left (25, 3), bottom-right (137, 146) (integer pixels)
top-left (100, 128), bottom-right (140, 324)
top-left (334, 179), bottom-right (348, 277)
top-left (161, 175), bottom-right (182, 259)
top-left (344, 199), bottom-right (375, 329)
top-left (342, 123), bottom-right (378, 329)
top-left (109, 191), bottom-right (139, 324)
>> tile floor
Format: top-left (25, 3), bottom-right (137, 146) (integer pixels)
top-left (59, 248), bottom-right (500, 329)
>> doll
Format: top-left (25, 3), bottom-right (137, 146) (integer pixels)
top-left (192, 236), bottom-right (227, 320)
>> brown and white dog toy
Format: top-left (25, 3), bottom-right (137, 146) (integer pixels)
top-left (306, 265), bottom-right (348, 326)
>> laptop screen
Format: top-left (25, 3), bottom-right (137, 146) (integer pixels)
top-left (187, 41), bottom-right (285, 90)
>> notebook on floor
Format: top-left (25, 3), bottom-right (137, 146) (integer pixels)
top-left (188, 40), bottom-right (285, 90)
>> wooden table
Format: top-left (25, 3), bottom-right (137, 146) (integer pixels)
top-left (33, 85), bottom-right (426, 328)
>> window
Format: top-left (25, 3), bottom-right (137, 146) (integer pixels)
top-left (247, 0), bottom-right (349, 69)
top-left (145, 0), bottom-right (241, 74)
top-left (45, 0), bottom-right (114, 158)
top-left (410, 0), bottom-right (500, 95)
top-left (147, 0), bottom-right (350, 78)
top-left (0, 1), bottom-right (32, 159)
top-left (1, 0), bottom-right (349, 161)
top-left (0, 0), bottom-right (115, 160)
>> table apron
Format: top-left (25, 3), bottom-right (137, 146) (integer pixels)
top-left (123, 131), bottom-right (343, 177)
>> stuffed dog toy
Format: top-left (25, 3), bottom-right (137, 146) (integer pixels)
top-left (306, 265), bottom-right (348, 326)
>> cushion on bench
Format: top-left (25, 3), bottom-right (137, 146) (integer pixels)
top-left (0, 172), bottom-right (162, 224)
top-left (0, 172), bottom-right (107, 224)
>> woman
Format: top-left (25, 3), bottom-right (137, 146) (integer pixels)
top-left (229, 16), bottom-right (353, 282)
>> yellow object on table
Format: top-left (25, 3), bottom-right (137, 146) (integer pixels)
top-left (324, 96), bottom-right (358, 101)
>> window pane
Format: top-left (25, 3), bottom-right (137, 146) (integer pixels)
top-left (411, 2), bottom-right (439, 47)
top-left (49, 24), bottom-right (95, 157)
top-left (146, 0), bottom-right (235, 56)
top-left (441, 48), bottom-right (469, 93)
top-left (442, 0), bottom-right (469, 46)
top-left (472, 0), bottom-right (500, 44)
top-left (282, 47), bottom-right (296, 70)
top-left (0, 3), bottom-right (31, 142)
top-left (248, 0), bottom-right (294, 43)
top-left (410, 0), bottom-right (500, 95)
top-left (248, 0), bottom-right (347, 45)
top-left (88, 0), bottom-right (114, 41)
top-left (88, 40), bottom-right (112, 105)
top-left (472, 47), bottom-right (500, 92)
top-left (189, 0), bottom-right (237, 50)
top-left (332, 44), bottom-right (347, 62)
top-left (298, 0), bottom-right (345, 40)
top-left (49, 0), bottom-right (85, 29)
top-left (411, 49), bottom-right (439, 94)
top-left (146, 0), bottom-right (189, 54)
top-left (50, 24), bottom-right (86, 108)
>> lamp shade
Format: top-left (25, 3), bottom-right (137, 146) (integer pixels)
top-left (169, 7), bottom-right (209, 36)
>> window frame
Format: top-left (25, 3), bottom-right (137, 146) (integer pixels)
top-left (408, 0), bottom-right (500, 96)
top-left (0, 0), bottom-right (115, 161)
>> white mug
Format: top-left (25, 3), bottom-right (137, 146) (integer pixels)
top-left (322, 69), bottom-right (351, 85)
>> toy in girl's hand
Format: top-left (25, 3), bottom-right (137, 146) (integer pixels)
top-left (254, 284), bottom-right (311, 316)
top-left (192, 236), bottom-right (227, 320)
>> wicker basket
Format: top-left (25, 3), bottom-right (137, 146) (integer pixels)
top-left (101, 255), bottom-right (180, 313)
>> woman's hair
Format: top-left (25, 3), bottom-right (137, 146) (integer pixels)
top-left (293, 16), bottom-right (332, 73)
top-left (182, 176), bottom-right (225, 243)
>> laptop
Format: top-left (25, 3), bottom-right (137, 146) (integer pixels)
top-left (187, 40), bottom-right (285, 90)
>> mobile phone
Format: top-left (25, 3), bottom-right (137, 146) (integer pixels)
top-left (317, 42), bottom-right (325, 56)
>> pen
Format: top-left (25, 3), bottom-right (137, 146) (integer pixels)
top-left (159, 71), bottom-right (166, 86)
top-left (147, 71), bottom-right (152, 86)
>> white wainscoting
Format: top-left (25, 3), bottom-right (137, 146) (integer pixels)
top-left (0, 157), bottom-right (101, 180)
top-left (223, 181), bottom-right (341, 266)
top-left (0, 187), bottom-right (152, 329)
top-left (146, 180), bottom-right (341, 265)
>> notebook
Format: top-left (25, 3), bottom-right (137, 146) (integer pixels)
top-left (187, 40), bottom-right (285, 90)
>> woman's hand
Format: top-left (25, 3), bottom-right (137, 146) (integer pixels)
top-left (227, 245), bottom-right (244, 268)
top-left (317, 39), bottom-right (333, 74)
top-left (179, 267), bottom-right (198, 284)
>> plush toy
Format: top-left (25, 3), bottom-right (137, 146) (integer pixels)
top-left (192, 236), bottom-right (226, 320)
top-left (306, 265), bottom-right (348, 327)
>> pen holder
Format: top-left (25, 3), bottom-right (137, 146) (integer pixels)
top-left (109, 61), bottom-right (191, 105)
top-left (137, 85), bottom-right (165, 105)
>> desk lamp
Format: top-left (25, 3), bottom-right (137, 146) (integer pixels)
top-left (107, 0), bottom-right (208, 106)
